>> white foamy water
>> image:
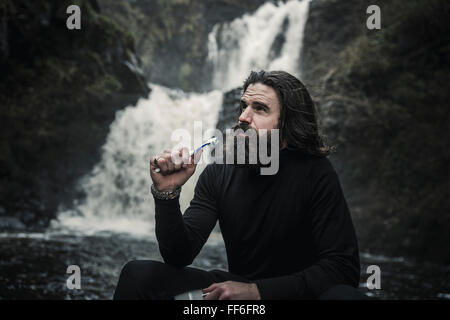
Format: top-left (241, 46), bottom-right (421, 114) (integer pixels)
top-left (52, 0), bottom-right (310, 238)
top-left (208, 0), bottom-right (310, 91)
top-left (53, 85), bottom-right (222, 237)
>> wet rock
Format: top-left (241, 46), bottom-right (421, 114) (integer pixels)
top-left (98, 0), bottom-right (262, 91)
top-left (0, 233), bottom-right (448, 299)
top-left (1, 0), bottom-right (150, 229)
top-left (301, 0), bottom-right (450, 264)
top-left (16, 211), bottom-right (35, 224)
top-left (216, 87), bottom-right (242, 132)
top-left (0, 217), bottom-right (26, 231)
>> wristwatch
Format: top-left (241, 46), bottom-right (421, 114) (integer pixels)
top-left (151, 184), bottom-right (181, 200)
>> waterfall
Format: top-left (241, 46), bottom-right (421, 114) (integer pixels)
top-left (208, 0), bottom-right (310, 91)
top-left (52, 0), bottom-right (310, 238)
top-left (53, 86), bottom-right (223, 236)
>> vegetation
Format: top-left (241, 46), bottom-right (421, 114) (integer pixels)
top-left (0, 0), bottom-right (148, 227)
top-left (303, 0), bottom-right (450, 263)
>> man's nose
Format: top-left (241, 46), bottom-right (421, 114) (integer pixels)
top-left (238, 107), bottom-right (252, 124)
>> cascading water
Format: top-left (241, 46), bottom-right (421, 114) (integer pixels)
top-left (208, 0), bottom-right (310, 91)
top-left (53, 86), bottom-right (223, 237)
top-left (52, 0), bottom-right (310, 239)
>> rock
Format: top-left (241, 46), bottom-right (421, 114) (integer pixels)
top-left (0, 0), bottom-right (150, 229)
top-left (301, 0), bottom-right (450, 264)
top-left (216, 87), bottom-right (242, 132)
top-left (98, 0), bottom-right (262, 91)
top-left (0, 217), bottom-right (26, 231)
top-left (0, 12), bottom-right (8, 60)
top-left (16, 211), bottom-right (35, 224)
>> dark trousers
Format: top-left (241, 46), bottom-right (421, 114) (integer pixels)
top-left (113, 260), bottom-right (366, 300)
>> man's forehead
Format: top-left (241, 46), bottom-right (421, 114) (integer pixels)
top-left (241, 83), bottom-right (278, 105)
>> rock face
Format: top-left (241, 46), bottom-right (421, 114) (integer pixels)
top-left (98, 0), bottom-right (262, 92)
top-left (300, 0), bottom-right (450, 263)
top-left (216, 88), bottom-right (242, 132)
top-left (0, 0), bottom-right (149, 229)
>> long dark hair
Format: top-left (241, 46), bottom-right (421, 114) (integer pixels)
top-left (242, 70), bottom-right (333, 157)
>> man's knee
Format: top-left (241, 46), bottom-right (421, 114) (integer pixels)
top-left (120, 260), bottom-right (162, 280)
top-left (318, 285), bottom-right (367, 300)
top-left (114, 260), bottom-right (170, 299)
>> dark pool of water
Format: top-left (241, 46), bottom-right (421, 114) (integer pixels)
top-left (0, 231), bottom-right (448, 300)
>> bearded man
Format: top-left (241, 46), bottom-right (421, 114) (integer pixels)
top-left (113, 70), bottom-right (365, 300)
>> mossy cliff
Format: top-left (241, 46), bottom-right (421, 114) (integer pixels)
top-left (0, 0), bottom-right (149, 228)
top-left (301, 0), bottom-right (450, 263)
top-left (0, 0), bottom-right (263, 229)
top-left (98, 0), bottom-right (262, 91)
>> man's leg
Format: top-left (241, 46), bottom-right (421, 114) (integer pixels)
top-left (113, 260), bottom-right (249, 300)
top-left (317, 285), bottom-right (367, 300)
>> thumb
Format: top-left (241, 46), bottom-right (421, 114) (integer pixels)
top-left (184, 149), bottom-right (202, 174)
top-left (193, 149), bottom-right (203, 164)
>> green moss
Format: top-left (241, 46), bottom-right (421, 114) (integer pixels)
top-left (0, 0), bottom-right (148, 224)
top-left (321, 0), bottom-right (450, 262)
top-left (86, 73), bottom-right (122, 97)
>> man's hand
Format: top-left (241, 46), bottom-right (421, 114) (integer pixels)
top-left (150, 147), bottom-right (202, 192)
top-left (202, 281), bottom-right (261, 300)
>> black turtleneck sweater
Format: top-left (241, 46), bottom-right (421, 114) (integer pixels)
top-left (153, 148), bottom-right (360, 299)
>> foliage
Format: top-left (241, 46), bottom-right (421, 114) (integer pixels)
top-left (0, 0), bottom-right (148, 226)
top-left (310, 0), bottom-right (450, 262)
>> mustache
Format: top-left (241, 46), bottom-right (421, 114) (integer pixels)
top-left (231, 122), bottom-right (255, 133)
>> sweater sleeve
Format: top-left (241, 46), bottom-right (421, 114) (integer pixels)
top-left (254, 164), bottom-right (361, 299)
top-left (154, 164), bottom-right (219, 268)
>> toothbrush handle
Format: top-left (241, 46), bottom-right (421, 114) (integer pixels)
top-left (190, 147), bottom-right (202, 157)
top-left (155, 142), bottom-right (211, 173)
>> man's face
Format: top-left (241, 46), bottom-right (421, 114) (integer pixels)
top-left (239, 83), bottom-right (281, 131)
top-left (220, 82), bottom-right (281, 170)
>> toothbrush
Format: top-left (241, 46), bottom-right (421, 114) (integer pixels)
top-left (189, 136), bottom-right (219, 157)
top-left (154, 136), bottom-right (219, 173)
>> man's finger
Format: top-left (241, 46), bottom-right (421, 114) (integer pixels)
top-left (158, 158), bottom-right (169, 174)
top-left (171, 150), bottom-right (183, 170)
top-left (203, 287), bottom-right (222, 300)
top-left (203, 283), bottom-right (219, 293)
top-left (184, 149), bottom-right (202, 171)
top-left (150, 156), bottom-right (158, 167)
top-left (181, 147), bottom-right (190, 166)
top-left (150, 155), bottom-right (162, 173)
top-left (218, 291), bottom-right (231, 300)
top-left (193, 149), bottom-right (203, 164)
top-left (163, 153), bottom-right (175, 172)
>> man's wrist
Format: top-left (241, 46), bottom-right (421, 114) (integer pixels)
top-left (151, 184), bottom-right (181, 200)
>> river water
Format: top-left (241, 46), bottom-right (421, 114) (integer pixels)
top-left (0, 230), bottom-right (448, 299)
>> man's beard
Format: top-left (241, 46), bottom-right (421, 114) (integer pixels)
top-left (221, 122), bottom-right (275, 169)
